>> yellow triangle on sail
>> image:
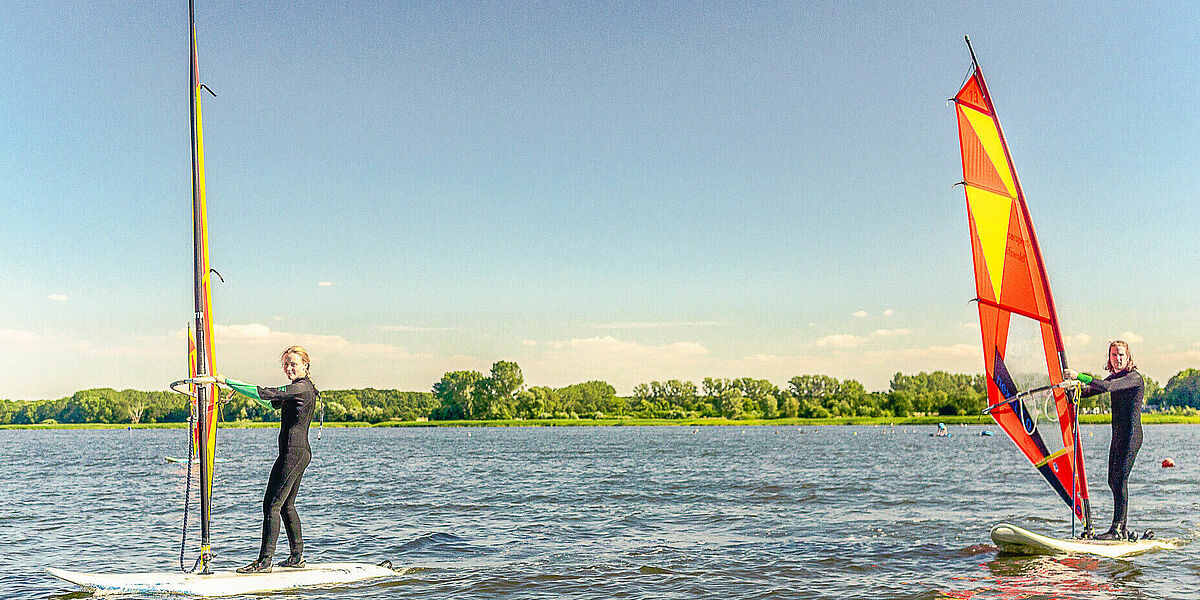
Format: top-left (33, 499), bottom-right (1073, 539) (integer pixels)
top-left (961, 106), bottom-right (1017, 198)
top-left (966, 185), bottom-right (1014, 301)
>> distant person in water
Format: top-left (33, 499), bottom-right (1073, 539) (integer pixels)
top-left (935, 423), bottom-right (949, 437)
top-left (1066, 340), bottom-right (1144, 540)
top-left (216, 346), bottom-right (319, 573)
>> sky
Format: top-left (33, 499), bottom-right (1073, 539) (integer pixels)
top-left (2, 1), bottom-right (1198, 400)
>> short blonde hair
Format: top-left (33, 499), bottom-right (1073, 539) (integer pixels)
top-left (1105, 340), bottom-right (1135, 372)
top-left (280, 346), bottom-right (311, 368)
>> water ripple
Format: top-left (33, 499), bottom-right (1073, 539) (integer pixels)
top-left (5, 425), bottom-right (1200, 598)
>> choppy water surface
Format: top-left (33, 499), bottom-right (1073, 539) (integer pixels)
top-left (3, 424), bottom-right (1200, 599)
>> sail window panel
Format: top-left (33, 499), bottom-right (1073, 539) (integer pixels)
top-left (977, 302), bottom-right (1008, 404)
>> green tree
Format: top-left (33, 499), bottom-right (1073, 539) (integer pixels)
top-left (431, 370), bottom-right (484, 420)
top-left (650, 380), bottom-right (699, 414)
top-left (735, 378), bottom-right (780, 418)
top-left (717, 388), bottom-right (745, 419)
top-left (1142, 375), bottom-right (1162, 405)
top-left (702, 377), bottom-right (731, 398)
top-left (781, 396), bottom-right (800, 418)
top-left (789, 375), bottom-right (840, 400)
top-left (476, 361), bottom-right (524, 419)
top-left (886, 390), bottom-right (913, 417)
top-left (1161, 369), bottom-right (1200, 409)
top-left (557, 381), bottom-right (620, 416)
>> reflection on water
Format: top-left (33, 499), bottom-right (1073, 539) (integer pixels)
top-left (938, 555), bottom-right (1130, 599)
top-left (2, 425), bottom-right (1198, 599)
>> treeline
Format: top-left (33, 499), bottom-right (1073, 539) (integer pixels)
top-left (0, 389), bottom-right (188, 426)
top-left (0, 387), bottom-right (442, 426)
top-left (1147, 368), bottom-right (1200, 410)
top-left (2, 363), bottom-right (1194, 425)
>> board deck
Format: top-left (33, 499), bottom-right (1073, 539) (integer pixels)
top-left (991, 523), bottom-right (1175, 558)
top-left (47, 561), bottom-right (398, 596)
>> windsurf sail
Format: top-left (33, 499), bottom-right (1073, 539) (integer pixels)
top-left (188, 0), bottom-right (219, 573)
top-left (952, 37), bottom-right (1091, 532)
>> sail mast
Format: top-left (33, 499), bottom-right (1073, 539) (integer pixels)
top-left (189, 0), bottom-right (217, 573)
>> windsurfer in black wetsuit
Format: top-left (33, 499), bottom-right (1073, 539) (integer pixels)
top-left (216, 346), bottom-right (318, 573)
top-left (1066, 340), bottom-right (1144, 541)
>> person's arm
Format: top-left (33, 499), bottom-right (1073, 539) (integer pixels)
top-left (256, 379), bottom-right (312, 409)
top-left (1080, 370), bottom-right (1143, 394)
top-left (1065, 370), bottom-right (1141, 397)
top-left (221, 377), bottom-right (275, 410)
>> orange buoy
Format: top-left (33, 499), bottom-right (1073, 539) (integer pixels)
top-left (1162, 458), bottom-right (1176, 468)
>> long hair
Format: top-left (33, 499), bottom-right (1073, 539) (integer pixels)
top-left (1104, 340), bottom-right (1135, 372)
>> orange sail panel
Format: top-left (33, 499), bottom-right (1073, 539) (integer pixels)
top-left (953, 52), bottom-right (1090, 527)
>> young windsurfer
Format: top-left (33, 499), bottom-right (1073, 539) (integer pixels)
top-left (215, 346), bottom-right (319, 573)
top-left (1066, 340), bottom-right (1144, 540)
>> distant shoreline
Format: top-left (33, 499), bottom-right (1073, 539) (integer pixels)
top-left (4, 414), bottom-right (1200, 430)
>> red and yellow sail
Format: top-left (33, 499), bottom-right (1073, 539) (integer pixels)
top-left (190, 0), bottom-right (218, 571)
top-left (953, 42), bottom-right (1091, 528)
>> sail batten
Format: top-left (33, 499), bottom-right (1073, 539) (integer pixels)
top-left (973, 298), bottom-right (1053, 325)
top-left (953, 39), bottom-right (1091, 531)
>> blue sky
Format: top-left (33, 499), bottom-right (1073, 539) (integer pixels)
top-left (3, 1), bottom-right (1198, 399)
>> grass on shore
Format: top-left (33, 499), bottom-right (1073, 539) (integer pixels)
top-left (6, 413), bottom-right (1200, 430)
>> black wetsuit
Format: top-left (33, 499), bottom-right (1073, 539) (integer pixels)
top-left (1081, 369), bottom-right (1144, 530)
top-left (250, 376), bottom-right (318, 561)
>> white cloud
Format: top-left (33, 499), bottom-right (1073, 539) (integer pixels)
top-left (519, 336), bottom-right (711, 391)
top-left (883, 309), bottom-right (895, 317)
top-left (872, 328), bottom-right (911, 337)
top-left (204, 323), bottom-right (427, 362)
top-left (381, 325), bottom-right (453, 332)
top-left (1, 329), bottom-right (45, 345)
top-left (1119, 332), bottom-right (1144, 344)
top-left (317, 281), bottom-right (333, 287)
top-left (0, 329), bottom-right (87, 351)
top-left (852, 311), bottom-right (869, 319)
top-left (545, 336), bottom-right (708, 357)
top-left (0, 320), bottom-right (1003, 399)
top-left (198, 324), bottom-right (442, 390)
top-left (868, 344), bottom-right (979, 361)
top-left (1063, 333), bottom-right (1092, 348)
top-left (589, 321), bottom-right (723, 329)
top-left (816, 334), bottom-right (866, 348)
top-left (216, 323), bottom-right (272, 339)
top-left (46, 294), bottom-right (68, 302)
top-left (715, 343), bottom-right (982, 392)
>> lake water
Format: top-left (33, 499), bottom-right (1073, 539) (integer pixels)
top-left (2, 424), bottom-right (1199, 599)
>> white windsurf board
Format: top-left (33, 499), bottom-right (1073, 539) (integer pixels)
top-left (991, 523), bottom-right (1174, 558)
top-left (47, 561), bottom-right (398, 596)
